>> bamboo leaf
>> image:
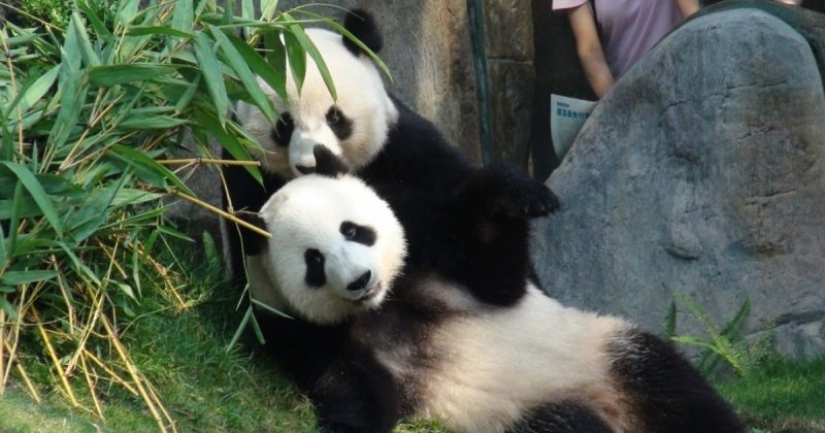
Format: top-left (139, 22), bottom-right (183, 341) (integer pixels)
top-left (106, 144), bottom-right (194, 195)
top-left (193, 32), bottom-right (229, 125)
top-left (77, 0), bottom-right (113, 39)
top-left (119, 115), bottom-right (188, 130)
top-left (260, 0), bottom-right (280, 21)
top-left (112, 189), bottom-right (164, 207)
top-left (0, 162), bottom-right (63, 237)
top-left (0, 197), bottom-right (45, 220)
top-left (116, 0), bottom-right (140, 29)
top-left (1, 270), bottom-right (58, 285)
top-left (193, 107), bottom-right (262, 185)
top-left (14, 64), bottom-right (60, 114)
top-left (0, 296), bottom-right (17, 321)
top-left (228, 30), bottom-right (287, 102)
top-left (55, 241), bottom-right (100, 285)
top-left (111, 280), bottom-right (137, 300)
top-left (6, 183), bottom-right (22, 257)
top-left (50, 30), bottom-right (88, 151)
top-left (0, 223), bottom-right (6, 267)
top-left (210, 25), bottom-right (277, 125)
top-left (248, 309), bottom-right (266, 344)
top-left (69, 11), bottom-right (101, 67)
top-left (241, 0), bottom-right (255, 37)
top-left (171, 0), bottom-right (194, 36)
top-left (88, 64), bottom-right (174, 87)
top-left (127, 26), bottom-right (194, 39)
top-left (228, 305), bottom-right (254, 350)
top-left (65, 174), bottom-right (127, 243)
top-left (250, 298), bottom-right (292, 319)
top-left (281, 20), bottom-right (306, 93)
top-left (289, 22), bottom-right (335, 99)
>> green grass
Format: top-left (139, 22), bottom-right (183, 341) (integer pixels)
top-left (716, 356), bottom-right (825, 433)
top-left (1, 279), bottom-right (318, 433)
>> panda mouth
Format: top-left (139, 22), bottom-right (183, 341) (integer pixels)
top-left (354, 285), bottom-right (383, 304)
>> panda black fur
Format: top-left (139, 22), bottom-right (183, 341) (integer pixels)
top-left (222, 9), bottom-right (477, 285)
top-left (243, 150), bottom-right (744, 433)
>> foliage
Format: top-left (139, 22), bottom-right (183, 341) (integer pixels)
top-left (5, 0), bottom-right (113, 29)
top-left (0, 0), bottom-right (362, 431)
top-left (716, 356), bottom-right (825, 433)
top-left (668, 294), bottom-right (771, 378)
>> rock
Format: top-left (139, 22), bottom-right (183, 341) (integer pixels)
top-left (531, 5), bottom-right (825, 358)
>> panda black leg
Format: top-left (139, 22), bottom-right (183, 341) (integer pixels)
top-left (506, 401), bottom-right (613, 433)
top-left (311, 352), bottom-right (404, 433)
top-left (458, 163), bottom-right (560, 220)
top-left (432, 164), bottom-right (559, 306)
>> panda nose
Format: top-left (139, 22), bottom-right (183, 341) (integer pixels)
top-left (346, 270), bottom-right (372, 292)
top-left (295, 164), bottom-right (316, 175)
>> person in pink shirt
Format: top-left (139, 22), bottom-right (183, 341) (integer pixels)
top-left (553, 0), bottom-right (700, 98)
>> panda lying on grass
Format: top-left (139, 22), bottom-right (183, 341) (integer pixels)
top-left (240, 149), bottom-right (744, 433)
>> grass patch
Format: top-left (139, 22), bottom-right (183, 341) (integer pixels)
top-left (1, 256), bottom-right (318, 432)
top-left (716, 356), bottom-right (825, 433)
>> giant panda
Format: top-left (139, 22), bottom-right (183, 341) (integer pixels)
top-left (222, 9), bottom-right (480, 286)
top-left (242, 150), bottom-right (744, 433)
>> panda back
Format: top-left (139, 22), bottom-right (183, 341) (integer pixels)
top-left (358, 96), bottom-right (476, 193)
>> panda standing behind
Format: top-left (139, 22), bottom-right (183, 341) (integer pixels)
top-left (222, 9), bottom-right (479, 287)
top-left (243, 150), bottom-right (745, 433)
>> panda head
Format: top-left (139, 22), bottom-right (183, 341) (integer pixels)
top-left (237, 9), bottom-right (398, 179)
top-left (255, 170), bottom-right (407, 324)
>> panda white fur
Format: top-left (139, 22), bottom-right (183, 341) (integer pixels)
top-left (222, 9), bottom-right (477, 285)
top-left (242, 152), bottom-right (744, 433)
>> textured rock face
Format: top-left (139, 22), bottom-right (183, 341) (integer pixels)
top-left (531, 7), bottom-right (825, 358)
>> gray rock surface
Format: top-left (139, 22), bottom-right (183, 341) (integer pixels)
top-left (532, 8), bottom-right (825, 358)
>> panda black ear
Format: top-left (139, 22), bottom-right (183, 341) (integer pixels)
top-left (343, 9), bottom-right (383, 56)
top-left (313, 145), bottom-right (350, 178)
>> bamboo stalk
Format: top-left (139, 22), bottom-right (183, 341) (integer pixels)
top-left (158, 158), bottom-right (261, 166)
top-left (64, 280), bottom-right (105, 378)
top-left (80, 355), bottom-right (104, 418)
top-left (53, 258), bottom-right (77, 333)
top-left (1, 338), bottom-right (41, 403)
top-left (83, 349), bottom-right (138, 396)
top-left (100, 314), bottom-right (172, 433)
top-left (146, 380), bottom-right (178, 433)
top-left (2, 283), bottom-right (27, 391)
top-left (32, 309), bottom-right (80, 407)
top-left (172, 190), bottom-right (271, 239)
top-left (0, 309), bottom-right (5, 395)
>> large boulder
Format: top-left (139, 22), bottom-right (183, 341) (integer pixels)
top-left (532, 3), bottom-right (825, 358)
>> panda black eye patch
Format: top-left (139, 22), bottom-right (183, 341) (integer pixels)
top-left (340, 221), bottom-right (376, 246)
top-left (304, 248), bottom-right (326, 287)
top-left (270, 113), bottom-right (294, 147)
top-left (325, 106), bottom-right (353, 140)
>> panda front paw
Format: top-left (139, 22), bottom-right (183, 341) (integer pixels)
top-left (470, 164), bottom-right (560, 219)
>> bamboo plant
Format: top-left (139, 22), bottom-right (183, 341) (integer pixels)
top-left (0, 0), bottom-right (354, 430)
